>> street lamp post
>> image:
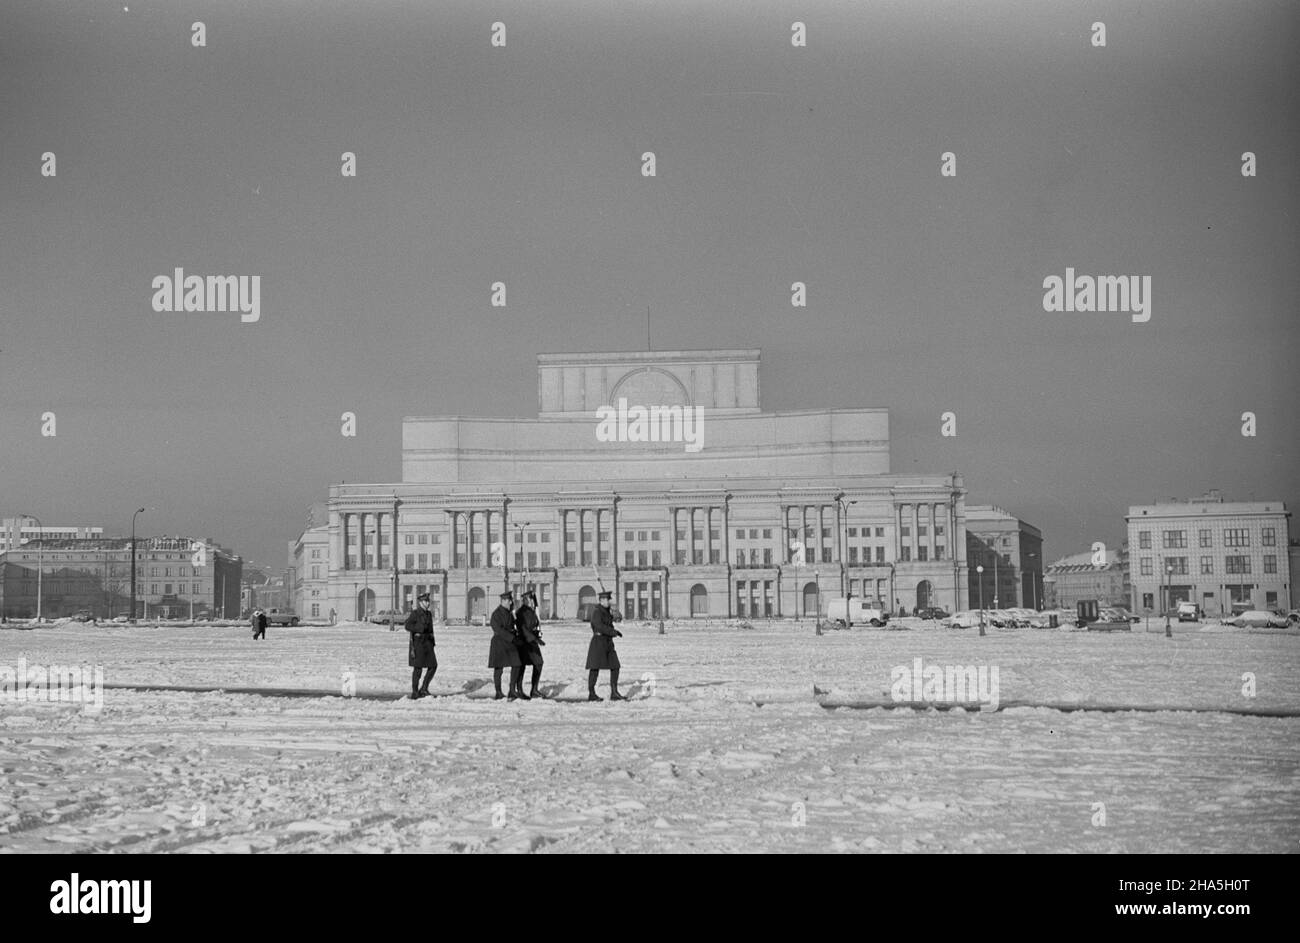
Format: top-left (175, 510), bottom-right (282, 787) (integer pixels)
top-left (130, 507), bottom-right (145, 623)
top-left (21, 514), bottom-right (42, 621)
top-left (976, 563), bottom-right (986, 636)
top-left (512, 518), bottom-right (531, 598)
top-left (1165, 564), bottom-right (1173, 638)
top-left (835, 494), bottom-right (856, 600)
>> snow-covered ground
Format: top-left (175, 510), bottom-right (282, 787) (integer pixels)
top-left (1, 618), bottom-right (1297, 852)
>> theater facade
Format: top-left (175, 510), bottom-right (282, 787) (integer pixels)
top-left (321, 349), bottom-right (970, 622)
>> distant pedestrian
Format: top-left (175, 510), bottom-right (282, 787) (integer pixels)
top-left (586, 590), bottom-right (624, 701)
top-left (514, 591), bottom-right (545, 699)
top-left (329, 607), bottom-right (337, 626)
top-left (404, 593), bottom-right (437, 699)
top-left (488, 591), bottom-right (522, 700)
top-left (252, 608), bottom-right (267, 640)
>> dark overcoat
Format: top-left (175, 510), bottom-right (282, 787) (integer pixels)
top-left (404, 607), bottom-right (438, 668)
top-left (515, 606), bottom-right (544, 666)
top-left (586, 604), bottom-right (621, 670)
top-left (488, 605), bottom-right (522, 668)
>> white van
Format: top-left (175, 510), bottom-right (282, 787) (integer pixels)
top-left (826, 597), bottom-right (888, 626)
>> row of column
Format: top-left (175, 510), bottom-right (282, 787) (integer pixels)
top-left (560, 508), bottom-right (614, 567)
top-left (896, 502), bottom-right (953, 560)
top-left (340, 510), bottom-right (396, 571)
top-left (670, 506), bottom-right (724, 565)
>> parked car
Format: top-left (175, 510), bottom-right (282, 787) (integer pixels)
top-left (1283, 609), bottom-right (1300, 625)
top-left (1227, 610), bottom-right (1289, 628)
top-left (370, 609), bottom-right (404, 625)
top-left (917, 607), bottom-right (949, 621)
top-left (263, 608), bottom-right (300, 626)
top-left (1107, 607), bottom-right (1140, 623)
top-left (1176, 602), bottom-right (1201, 622)
top-left (111, 614), bottom-right (130, 623)
top-left (72, 610), bottom-right (93, 622)
top-left (827, 597), bottom-right (888, 627)
top-left (942, 610), bottom-right (982, 629)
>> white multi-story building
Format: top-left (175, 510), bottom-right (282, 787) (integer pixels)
top-left (314, 349), bottom-right (972, 622)
top-left (0, 517), bottom-right (103, 553)
top-left (1126, 491), bottom-right (1291, 615)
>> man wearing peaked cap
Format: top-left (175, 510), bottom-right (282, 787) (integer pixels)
top-left (514, 590), bottom-right (545, 699)
top-left (586, 590), bottom-right (625, 701)
top-left (404, 592), bottom-right (437, 699)
top-left (488, 590), bottom-right (522, 699)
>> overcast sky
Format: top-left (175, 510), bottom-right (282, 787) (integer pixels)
top-left (2, 0), bottom-right (1297, 571)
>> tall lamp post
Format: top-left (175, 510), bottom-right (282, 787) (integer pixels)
top-left (130, 507), bottom-right (145, 623)
top-left (512, 518), bottom-right (531, 598)
top-left (21, 514), bottom-right (43, 621)
top-left (1165, 564), bottom-right (1173, 638)
top-left (976, 563), bottom-right (986, 636)
top-left (835, 494), bottom-right (857, 600)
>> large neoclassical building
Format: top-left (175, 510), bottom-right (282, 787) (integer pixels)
top-left (314, 349), bottom-right (971, 622)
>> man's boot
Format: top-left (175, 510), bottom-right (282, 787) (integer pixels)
top-left (609, 668), bottom-right (626, 701)
top-left (418, 668), bottom-right (434, 698)
top-left (529, 667), bottom-right (542, 699)
top-left (587, 669), bottom-right (603, 701)
top-left (493, 668), bottom-right (505, 700)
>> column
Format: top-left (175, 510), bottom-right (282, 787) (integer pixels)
top-left (912, 505), bottom-right (920, 560)
top-left (467, 512), bottom-right (476, 570)
top-left (340, 512), bottom-right (350, 572)
top-left (688, 508), bottom-right (696, 565)
top-left (358, 512), bottom-right (367, 570)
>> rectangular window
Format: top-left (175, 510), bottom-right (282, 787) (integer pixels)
top-left (900, 547), bottom-right (911, 562)
top-left (627, 551), bottom-right (636, 567)
top-left (1140, 558), bottom-right (1152, 576)
top-left (405, 554), bottom-right (415, 569)
top-left (934, 546), bottom-right (944, 561)
top-left (431, 554), bottom-right (441, 568)
top-left (651, 531), bottom-right (660, 542)
top-left (763, 548), bottom-right (772, 565)
top-left (582, 552), bottom-right (593, 566)
top-left (1198, 529), bottom-right (1211, 548)
top-left (565, 552), bottom-right (575, 567)
top-left (917, 546), bottom-right (928, 561)
top-left (1164, 557), bottom-right (1188, 575)
top-left (599, 531), bottom-right (609, 543)
top-left (527, 532), bottom-right (537, 543)
top-left (1225, 529), bottom-right (1249, 548)
top-left (1139, 531), bottom-right (1151, 549)
top-left (651, 551), bottom-right (661, 566)
top-left (900, 526), bottom-right (910, 537)
top-left (638, 550), bottom-right (647, 566)
top-left (1142, 593), bottom-right (1154, 610)
top-left (418, 533), bottom-right (428, 544)
top-left (875, 527), bottom-right (885, 538)
top-left (540, 533), bottom-right (549, 543)
top-left (637, 531), bottom-right (647, 542)
top-left (625, 531), bottom-right (635, 542)
top-left (514, 552), bottom-right (524, 569)
top-left (418, 553), bottom-right (428, 570)
top-left (1264, 555), bottom-right (1277, 574)
top-left (749, 549), bottom-right (760, 566)
top-left (848, 527), bottom-right (857, 538)
top-left (1225, 555), bottom-right (1250, 575)
top-left (404, 534), bottom-right (414, 545)
top-left (1262, 527), bottom-right (1276, 546)
top-left (1266, 591), bottom-right (1278, 607)
top-left (918, 525), bottom-right (928, 537)
top-left (1200, 556), bottom-right (1213, 575)
top-left (164, 583), bottom-right (172, 594)
top-left (311, 603), bottom-right (320, 618)
top-left (875, 547), bottom-right (885, 563)
top-left (935, 525), bottom-right (945, 536)
top-left (527, 552), bottom-right (537, 568)
top-left (539, 553), bottom-right (550, 567)
top-left (736, 529), bottom-right (746, 540)
top-left (1162, 530), bottom-right (1187, 549)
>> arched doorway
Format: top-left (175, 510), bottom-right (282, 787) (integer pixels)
top-left (916, 580), bottom-right (933, 612)
top-left (356, 588), bottom-right (376, 621)
top-left (802, 581), bottom-right (820, 617)
top-left (467, 587), bottom-right (486, 621)
top-left (689, 583), bottom-right (708, 616)
top-left (576, 584), bottom-right (597, 617)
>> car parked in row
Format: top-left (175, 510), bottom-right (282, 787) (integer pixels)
top-left (1226, 610), bottom-right (1290, 628)
top-left (370, 609), bottom-right (404, 626)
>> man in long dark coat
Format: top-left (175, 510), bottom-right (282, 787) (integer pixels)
top-left (513, 591), bottom-right (545, 699)
top-left (404, 592), bottom-right (437, 698)
top-left (488, 590), bottom-right (522, 700)
top-left (586, 590), bottom-right (625, 701)
top-left (252, 609), bottom-right (267, 640)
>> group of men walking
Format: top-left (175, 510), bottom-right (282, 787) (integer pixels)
top-left (402, 588), bottom-right (626, 702)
